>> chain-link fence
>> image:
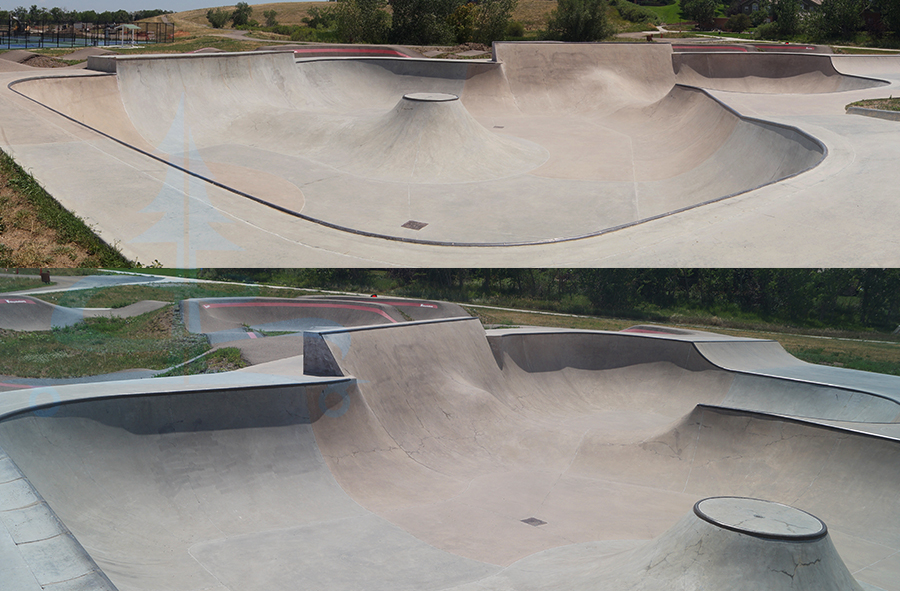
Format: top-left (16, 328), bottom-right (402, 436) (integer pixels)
top-left (1, 18), bottom-right (174, 50)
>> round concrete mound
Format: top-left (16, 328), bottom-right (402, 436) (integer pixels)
top-left (694, 496), bottom-right (827, 540)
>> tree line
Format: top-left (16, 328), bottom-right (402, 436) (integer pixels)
top-left (196, 269), bottom-right (900, 332)
top-left (1, 5), bottom-right (171, 25)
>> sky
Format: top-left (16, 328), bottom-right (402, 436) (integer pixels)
top-left (1, 0), bottom-right (315, 16)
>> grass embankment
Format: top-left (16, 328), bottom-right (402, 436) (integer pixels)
top-left (159, 347), bottom-right (248, 376)
top-left (0, 152), bottom-right (133, 268)
top-left (37, 282), bottom-right (313, 308)
top-left (0, 276), bottom-right (55, 292)
top-left (464, 306), bottom-right (900, 377)
top-left (0, 306), bottom-right (209, 378)
top-left (848, 97), bottom-right (900, 112)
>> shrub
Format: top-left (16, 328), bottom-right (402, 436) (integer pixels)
top-left (389, 0), bottom-right (460, 44)
top-left (263, 9), bottom-right (278, 26)
top-left (726, 12), bottom-right (751, 31)
top-left (614, 0), bottom-right (662, 23)
top-left (755, 20), bottom-right (779, 37)
top-left (472, 0), bottom-right (518, 44)
top-left (303, 6), bottom-right (338, 29)
top-left (231, 2), bottom-right (253, 27)
top-left (206, 8), bottom-right (230, 28)
top-left (339, 0), bottom-right (391, 43)
top-left (547, 0), bottom-right (615, 41)
top-left (682, 0), bottom-right (718, 29)
top-left (506, 19), bottom-right (526, 36)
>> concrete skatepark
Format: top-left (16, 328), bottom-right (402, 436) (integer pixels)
top-left (1, 293), bottom-right (899, 590)
top-left (0, 42), bottom-right (899, 265)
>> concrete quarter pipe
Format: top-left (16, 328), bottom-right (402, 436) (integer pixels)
top-left (0, 304), bottom-right (898, 590)
top-left (1, 43), bottom-right (898, 265)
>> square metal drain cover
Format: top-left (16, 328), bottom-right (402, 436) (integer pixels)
top-left (402, 220), bottom-right (428, 230)
top-left (521, 517), bottom-right (546, 527)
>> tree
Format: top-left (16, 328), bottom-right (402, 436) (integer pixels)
top-left (681, 0), bottom-right (718, 29)
top-left (207, 7), bottom-right (231, 28)
top-left (263, 9), bottom-right (278, 26)
top-left (876, 0), bottom-right (900, 36)
top-left (473, 0), bottom-right (517, 44)
top-left (337, 0), bottom-right (390, 42)
top-left (231, 2), bottom-right (253, 26)
top-left (389, 0), bottom-right (460, 44)
top-left (546, 0), bottom-right (615, 41)
top-left (820, 0), bottom-right (865, 38)
top-left (770, 0), bottom-right (801, 35)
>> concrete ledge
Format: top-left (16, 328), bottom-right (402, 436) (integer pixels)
top-left (847, 106), bottom-right (900, 121)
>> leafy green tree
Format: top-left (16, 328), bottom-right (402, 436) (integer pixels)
top-left (473, 0), bottom-right (517, 44)
top-left (337, 0), bottom-right (391, 42)
top-left (263, 9), bottom-right (278, 26)
top-left (389, 0), bottom-right (460, 44)
top-left (770, 0), bottom-right (801, 35)
top-left (207, 8), bottom-right (231, 28)
top-left (231, 2), bottom-right (253, 26)
top-left (448, 2), bottom-right (477, 42)
top-left (820, 0), bottom-right (865, 38)
top-left (876, 0), bottom-right (900, 36)
top-left (725, 12), bottom-right (751, 30)
top-left (681, 0), bottom-right (718, 29)
top-left (303, 6), bottom-right (338, 28)
top-left (546, 0), bottom-right (615, 41)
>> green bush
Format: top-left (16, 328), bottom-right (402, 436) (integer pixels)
top-left (755, 20), bottom-right (779, 38)
top-left (613, 0), bottom-right (662, 24)
top-left (206, 8), bottom-right (230, 28)
top-left (681, 0), bottom-right (717, 28)
top-left (231, 2), bottom-right (253, 26)
top-left (726, 12), bottom-right (751, 31)
top-left (263, 9), bottom-right (278, 26)
top-left (547, 0), bottom-right (615, 41)
top-left (506, 19), bottom-right (526, 36)
top-left (303, 6), bottom-right (339, 29)
top-left (338, 0), bottom-right (391, 43)
top-left (473, 0), bottom-right (518, 44)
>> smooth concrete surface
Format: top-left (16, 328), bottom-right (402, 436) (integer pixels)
top-left (0, 44), bottom-right (897, 265)
top-left (0, 306), bottom-right (898, 590)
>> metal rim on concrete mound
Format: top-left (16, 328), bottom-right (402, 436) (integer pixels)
top-left (693, 496), bottom-right (828, 541)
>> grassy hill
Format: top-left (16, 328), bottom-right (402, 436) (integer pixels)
top-left (151, 0), bottom-right (563, 35)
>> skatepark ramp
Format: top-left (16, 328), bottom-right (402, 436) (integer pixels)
top-left (0, 295), bottom-right (168, 331)
top-left (0, 314), bottom-right (897, 590)
top-left (8, 43), bottom-right (838, 245)
top-left (673, 51), bottom-right (889, 93)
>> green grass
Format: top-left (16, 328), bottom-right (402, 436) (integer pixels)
top-left (0, 306), bottom-right (209, 378)
top-left (643, 1), bottom-right (683, 24)
top-left (0, 150), bottom-right (133, 268)
top-left (0, 276), bottom-right (54, 293)
top-left (159, 347), bottom-right (248, 376)
top-left (847, 97), bottom-right (900, 112)
top-left (832, 46), bottom-right (900, 54)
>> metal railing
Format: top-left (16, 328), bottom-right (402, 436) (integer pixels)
top-left (1, 18), bottom-right (174, 50)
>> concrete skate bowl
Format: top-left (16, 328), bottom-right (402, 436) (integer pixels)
top-left (1, 316), bottom-right (899, 591)
top-left (181, 296), bottom-right (467, 343)
top-left (673, 51), bottom-right (890, 93)
top-left (0, 295), bottom-right (168, 331)
top-left (8, 43), bottom-right (849, 246)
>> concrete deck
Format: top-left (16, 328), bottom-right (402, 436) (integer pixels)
top-left (1, 43), bottom-right (898, 266)
top-left (0, 303), bottom-right (898, 590)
